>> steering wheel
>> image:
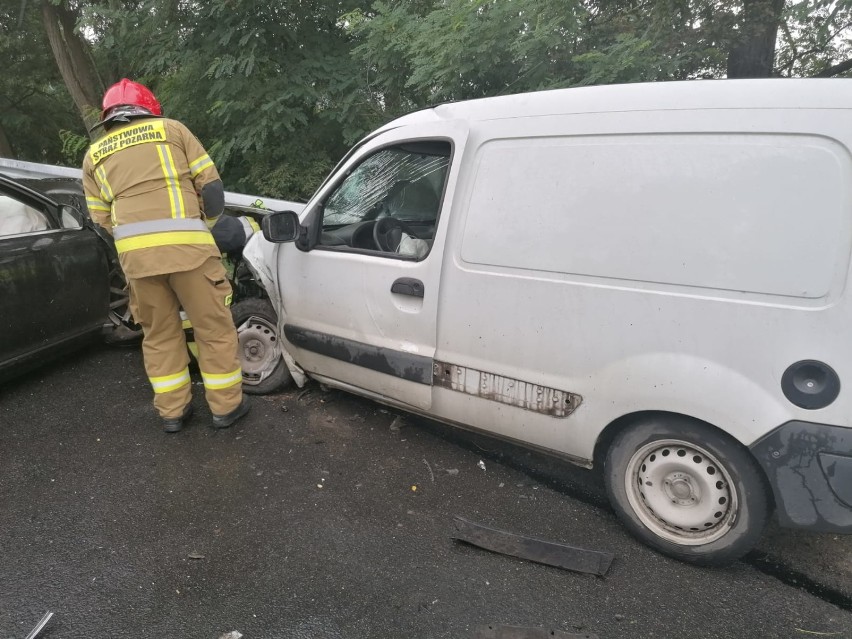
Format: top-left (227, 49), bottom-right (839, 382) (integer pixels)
top-left (373, 217), bottom-right (417, 252)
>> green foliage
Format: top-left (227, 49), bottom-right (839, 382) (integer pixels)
top-left (58, 128), bottom-right (90, 165)
top-left (5, 0), bottom-right (851, 198)
top-left (0, 0), bottom-right (86, 162)
top-left (77, 0), bottom-right (372, 199)
top-left (776, 0), bottom-right (852, 76)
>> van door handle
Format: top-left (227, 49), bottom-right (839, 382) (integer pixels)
top-left (391, 277), bottom-right (424, 298)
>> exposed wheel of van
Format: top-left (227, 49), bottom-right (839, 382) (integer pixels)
top-left (604, 416), bottom-right (771, 566)
top-left (231, 298), bottom-right (291, 395)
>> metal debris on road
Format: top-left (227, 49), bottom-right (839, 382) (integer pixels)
top-left (24, 611), bottom-right (53, 639)
top-left (472, 625), bottom-right (597, 639)
top-left (452, 516), bottom-right (614, 576)
top-left (188, 552), bottom-right (205, 560)
top-left (477, 460), bottom-right (486, 471)
top-left (218, 632), bottom-right (243, 639)
top-left (423, 458), bottom-right (435, 482)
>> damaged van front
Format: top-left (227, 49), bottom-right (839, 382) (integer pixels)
top-left (243, 79), bottom-right (852, 566)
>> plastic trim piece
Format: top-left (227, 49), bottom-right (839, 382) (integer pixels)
top-left (750, 420), bottom-right (852, 532)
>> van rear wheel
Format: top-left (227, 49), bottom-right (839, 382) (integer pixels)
top-left (604, 417), bottom-right (771, 566)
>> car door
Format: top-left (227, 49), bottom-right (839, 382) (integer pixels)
top-left (0, 179), bottom-right (110, 368)
top-left (278, 122), bottom-right (468, 410)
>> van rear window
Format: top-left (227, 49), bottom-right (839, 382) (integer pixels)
top-left (461, 134), bottom-right (851, 299)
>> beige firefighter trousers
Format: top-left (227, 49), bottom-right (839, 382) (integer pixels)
top-left (129, 256), bottom-right (243, 419)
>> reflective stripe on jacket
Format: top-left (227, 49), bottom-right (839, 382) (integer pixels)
top-left (112, 218), bottom-right (216, 254)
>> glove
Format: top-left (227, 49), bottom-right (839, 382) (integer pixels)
top-left (205, 215), bottom-right (220, 230)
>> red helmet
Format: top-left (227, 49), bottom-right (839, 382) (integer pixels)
top-left (101, 78), bottom-right (162, 120)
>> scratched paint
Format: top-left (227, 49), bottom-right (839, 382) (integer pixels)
top-left (433, 360), bottom-right (582, 418)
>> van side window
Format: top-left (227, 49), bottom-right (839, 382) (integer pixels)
top-left (319, 141), bottom-right (450, 258)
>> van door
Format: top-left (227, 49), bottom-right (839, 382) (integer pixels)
top-left (278, 122), bottom-right (467, 409)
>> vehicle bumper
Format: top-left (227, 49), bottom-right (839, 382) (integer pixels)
top-left (750, 420), bottom-right (852, 533)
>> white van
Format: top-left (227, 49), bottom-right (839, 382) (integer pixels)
top-left (246, 79), bottom-right (852, 565)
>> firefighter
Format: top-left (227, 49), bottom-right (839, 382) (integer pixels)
top-left (82, 78), bottom-right (249, 433)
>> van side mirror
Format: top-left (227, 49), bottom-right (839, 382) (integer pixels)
top-left (261, 210), bottom-right (300, 243)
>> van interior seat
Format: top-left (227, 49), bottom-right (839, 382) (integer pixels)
top-left (0, 196), bottom-right (49, 236)
top-left (387, 180), bottom-right (439, 221)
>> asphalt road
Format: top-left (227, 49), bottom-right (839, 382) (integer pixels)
top-left (1, 345), bottom-right (851, 639)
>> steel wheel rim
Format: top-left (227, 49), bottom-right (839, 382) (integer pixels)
top-left (623, 438), bottom-right (738, 545)
top-left (237, 314), bottom-right (280, 386)
top-left (108, 267), bottom-right (135, 327)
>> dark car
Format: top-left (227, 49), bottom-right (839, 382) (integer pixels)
top-left (0, 174), bottom-right (123, 384)
top-left (1, 173), bottom-right (290, 394)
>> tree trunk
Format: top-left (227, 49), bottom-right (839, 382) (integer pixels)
top-left (726, 0), bottom-right (785, 78)
top-left (0, 123), bottom-right (14, 158)
top-left (815, 58), bottom-right (852, 78)
top-left (41, 1), bottom-right (102, 132)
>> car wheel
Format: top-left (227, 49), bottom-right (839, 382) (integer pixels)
top-left (604, 416), bottom-right (771, 566)
top-left (232, 298), bottom-right (291, 395)
top-left (104, 262), bottom-right (143, 344)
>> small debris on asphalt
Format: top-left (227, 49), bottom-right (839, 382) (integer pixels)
top-left (477, 460), bottom-right (486, 471)
top-left (423, 458), bottom-right (435, 482)
top-left (280, 405), bottom-right (289, 412)
top-left (218, 632), bottom-right (243, 639)
top-left (452, 516), bottom-right (614, 576)
top-left (444, 468), bottom-right (459, 476)
top-left (188, 552), bottom-right (205, 560)
top-left (472, 625), bottom-right (598, 639)
top-left (24, 611), bottom-right (53, 639)
top-left (389, 416), bottom-right (405, 432)
top-left (411, 485), bottom-right (417, 492)
top-left (614, 614), bottom-right (625, 621)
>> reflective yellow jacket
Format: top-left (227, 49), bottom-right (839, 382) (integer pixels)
top-left (82, 117), bottom-right (221, 279)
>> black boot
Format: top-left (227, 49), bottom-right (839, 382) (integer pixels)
top-left (163, 404), bottom-right (193, 433)
top-left (212, 397), bottom-right (250, 429)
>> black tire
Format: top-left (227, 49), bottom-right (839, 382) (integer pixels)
top-left (103, 261), bottom-right (143, 344)
top-left (231, 297), bottom-right (291, 395)
top-left (604, 416), bottom-right (771, 566)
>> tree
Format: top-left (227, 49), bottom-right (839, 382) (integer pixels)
top-left (777, 0), bottom-right (852, 77)
top-left (76, 0), bottom-right (373, 198)
top-left (0, 0), bottom-right (84, 161)
top-left (5, 0), bottom-right (851, 188)
top-left (40, 0), bottom-right (103, 129)
top-left (727, 0), bottom-right (787, 77)
top-left (347, 0), bottom-right (852, 117)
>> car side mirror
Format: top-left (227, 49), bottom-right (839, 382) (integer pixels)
top-left (261, 210), bottom-right (300, 243)
top-left (59, 204), bottom-right (84, 229)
